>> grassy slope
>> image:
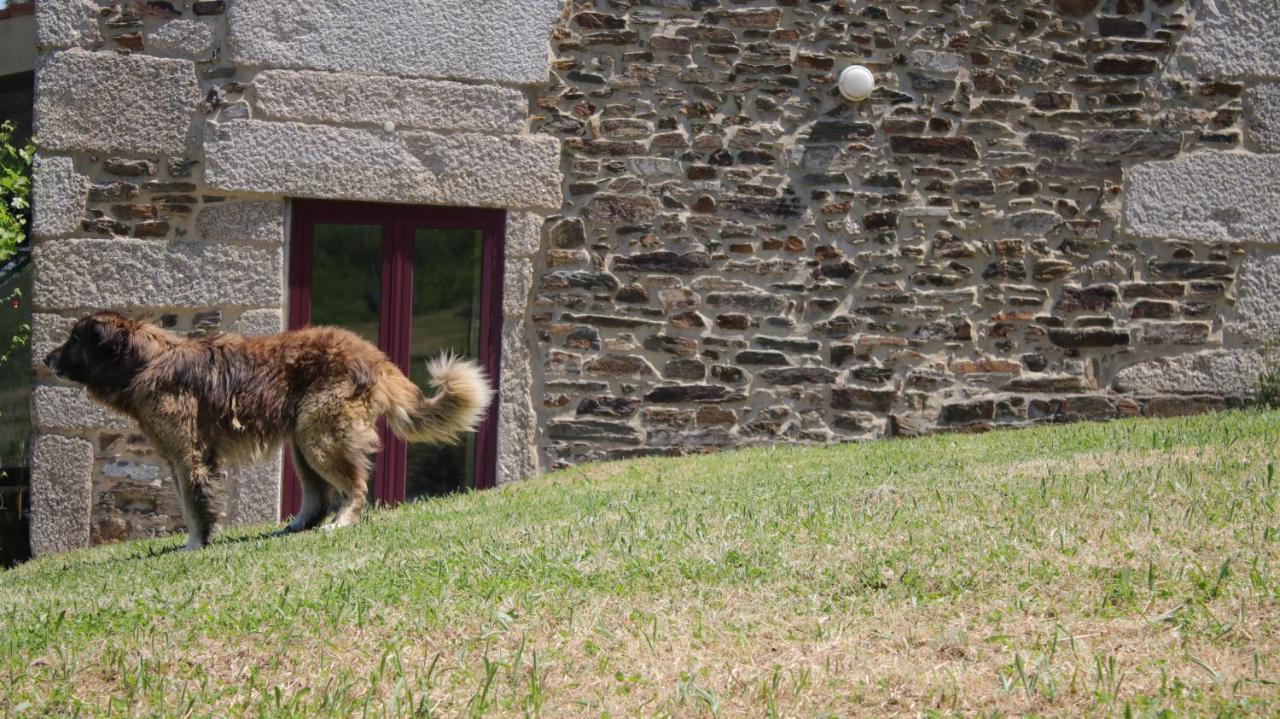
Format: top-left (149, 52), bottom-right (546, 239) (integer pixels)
top-left (2, 412), bottom-right (1279, 717)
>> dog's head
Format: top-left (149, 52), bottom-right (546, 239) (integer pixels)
top-left (44, 311), bottom-right (150, 391)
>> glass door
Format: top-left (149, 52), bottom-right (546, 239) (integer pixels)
top-left (284, 201), bottom-right (505, 517)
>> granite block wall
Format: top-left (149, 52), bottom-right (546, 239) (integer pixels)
top-left (28, 0), bottom-right (562, 553)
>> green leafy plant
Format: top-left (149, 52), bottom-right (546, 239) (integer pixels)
top-left (0, 119), bottom-right (33, 363)
top-left (1256, 341), bottom-right (1280, 409)
top-left (0, 119), bottom-right (33, 254)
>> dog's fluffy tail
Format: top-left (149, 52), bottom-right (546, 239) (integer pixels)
top-left (380, 354), bottom-right (495, 445)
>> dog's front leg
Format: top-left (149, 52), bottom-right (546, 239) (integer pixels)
top-left (170, 457), bottom-right (215, 550)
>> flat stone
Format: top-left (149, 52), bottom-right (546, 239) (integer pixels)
top-left (1080, 129), bottom-right (1182, 159)
top-left (227, 308), bottom-right (283, 336)
top-left (1247, 82), bottom-right (1280, 153)
top-left (612, 251), bottom-right (711, 274)
top-left (31, 156), bottom-right (89, 239)
top-left (1124, 153), bottom-right (1280, 244)
top-left (146, 18), bottom-right (216, 59)
top-left (196, 200), bottom-right (285, 244)
top-left (705, 291), bottom-right (788, 313)
top-left (583, 193), bottom-right (661, 225)
top-left (226, 0), bottom-right (562, 85)
top-left (910, 50), bottom-right (963, 74)
top-left (1007, 209), bottom-right (1063, 237)
top-left (31, 385), bottom-right (136, 431)
top-left (1048, 327), bottom-right (1130, 348)
top-left (1139, 322), bottom-right (1210, 346)
top-left (29, 434), bottom-right (94, 555)
top-left (102, 459), bottom-right (162, 483)
top-left (204, 120), bottom-right (562, 211)
top-left (644, 384), bottom-right (747, 404)
top-left (577, 395), bottom-right (642, 417)
top-left (757, 368), bottom-right (838, 385)
top-left (941, 399), bottom-right (995, 424)
top-left (225, 450), bottom-right (282, 525)
top-left (252, 70), bottom-right (527, 134)
top-left (29, 313), bottom-right (76, 367)
top-left (1113, 349), bottom-right (1264, 397)
top-left (736, 350), bottom-right (790, 366)
top-left (1054, 284), bottom-right (1119, 313)
top-left (35, 0), bottom-right (101, 50)
top-left (889, 135), bottom-right (979, 159)
top-left (34, 50), bottom-right (200, 156)
top-left (832, 387), bottom-right (897, 412)
top-left (1228, 252), bottom-right (1280, 342)
top-left (547, 419), bottom-right (643, 445)
top-left (33, 238), bottom-right (283, 310)
top-left (1181, 0), bottom-right (1280, 78)
top-left (583, 354), bottom-right (657, 378)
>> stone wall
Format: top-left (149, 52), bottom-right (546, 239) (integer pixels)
top-left (530, 0), bottom-right (1280, 467)
top-left (28, 0), bottom-right (562, 554)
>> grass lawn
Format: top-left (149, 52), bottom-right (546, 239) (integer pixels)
top-left (2, 412), bottom-right (1279, 717)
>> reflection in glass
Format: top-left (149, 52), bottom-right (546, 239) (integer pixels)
top-left (405, 229), bottom-right (483, 500)
top-left (309, 224), bottom-right (382, 344)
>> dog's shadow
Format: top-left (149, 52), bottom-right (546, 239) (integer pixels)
top-left (93, 528), bottom-right (285, 563)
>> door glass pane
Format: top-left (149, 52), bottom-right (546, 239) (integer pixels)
top-left (309, 224), bottom-right (383, 502)
top-left (310, 224), bottom-right (382, 344)
top-left (405, 229), bottom-right (484, 500)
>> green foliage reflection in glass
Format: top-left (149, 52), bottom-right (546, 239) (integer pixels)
top-left (406, 229), bottom-right (482, 500)
top-left (309, 224), bottom-right (382, 344)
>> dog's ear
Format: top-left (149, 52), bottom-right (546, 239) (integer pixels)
top-left (87, 314), bottom-right (132, 356)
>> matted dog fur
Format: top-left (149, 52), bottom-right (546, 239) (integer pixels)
top-left (44, 311), bottom-right (494, 549)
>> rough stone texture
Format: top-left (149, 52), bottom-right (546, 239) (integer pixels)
top-left (33, 239), bottom-right (283, 310)
top-left (227, 308), bottom-right (283, 337)
top-left (146, 18), bottom-right (217, 59)
top-left (1247, 83), bottom-right (1280, 153)
top-left (34, 50), bottom-right (201, 156)
top-left (225, 451), bottom-right (282, 525)
top-left (226, 0), bottom-right (563, 85)
top-left (31, 155), bottom-right (89, 239)
top-left (29, 434), bottom-right (94, 555)
top-left (196, 200), bottom-right (285, 244)
top-left (31, 385), bottom-right (135, 431)
top-left (1227, 252), bottom-right (1280, 343)
top-left (530, 0), bottom-right (1265, 468)
top-left (1114, 350), bottom-right (1265, 398)
top-left (1181, 0), bottom-right (1280, 78)
top-left (205, 120), bottom-right (562, 210)
top-left (252, 70), bottom-right (527, 135)
top-left (29, 313), bottom-right (76, 367)
top-left (34, 0), bottom-right (101, 50)
top-left (1124, 153), bottom-right (1280, 244)
top-left (497, 211), bottom-right (541, 486)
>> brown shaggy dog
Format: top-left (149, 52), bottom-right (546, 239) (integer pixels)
top-left (44, 311), bottom-right (494, 550)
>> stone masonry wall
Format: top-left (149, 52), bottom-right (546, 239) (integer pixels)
top-left (530, 0), bottom-right (1280, 467)
top-left (28, 0), bottom-right (562, 554)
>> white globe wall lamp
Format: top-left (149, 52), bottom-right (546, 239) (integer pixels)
top-left (838, 65), bottom-right (876, 101)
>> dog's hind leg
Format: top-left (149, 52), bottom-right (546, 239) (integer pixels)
top-left (276, 446), bottom-right (331, 534)
top-left (170, 452), bottom-right (216, 550)
top-left (297, 422), bottom-right (377, 530)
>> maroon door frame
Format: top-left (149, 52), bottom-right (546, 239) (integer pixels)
top-left (283, 199), bottom-right (506, 518)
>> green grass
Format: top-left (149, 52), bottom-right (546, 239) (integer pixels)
top-left (3, 411), bottom-right (1280, 717)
